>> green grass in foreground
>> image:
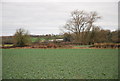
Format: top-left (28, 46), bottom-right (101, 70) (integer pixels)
top-left (2, 49), bottom-right (118, 79)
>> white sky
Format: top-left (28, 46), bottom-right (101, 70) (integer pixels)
top-left (1, 0), bottom-right (119, 36)
top-left (1, 0), bottom-right (119, 2)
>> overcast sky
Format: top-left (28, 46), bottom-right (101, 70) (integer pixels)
top-left (1, 0), bottom-right (118, 36)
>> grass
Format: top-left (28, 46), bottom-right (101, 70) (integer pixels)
top-left (2, 49), bottom-right (118, 79)
top-left (4, 44), bottom-right (13, 47)
top-left (73, 45), bottom-right (93, 48)
top-left (31, 37), bottom-right (38, 42)
top-left (31, 37), bottom-right (49, 42)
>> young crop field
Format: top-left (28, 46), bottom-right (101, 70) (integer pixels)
top-left (2, 49), bottom-right (118, 79)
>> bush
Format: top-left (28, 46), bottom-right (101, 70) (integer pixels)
top-left (13, 28), bottom-right (31, 47)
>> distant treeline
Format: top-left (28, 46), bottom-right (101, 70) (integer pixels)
top-left (1, 34), bottom-right (63, 45)
top-left (1, 29), bottom-right (120, 45)
top-left (63, 29), bottom-right (120, 45)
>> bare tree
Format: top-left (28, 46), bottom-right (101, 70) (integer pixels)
top-left (64, 10), bottom-right (101, 44)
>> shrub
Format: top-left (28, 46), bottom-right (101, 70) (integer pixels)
top-left (13, 28), bottom-right (31, 47)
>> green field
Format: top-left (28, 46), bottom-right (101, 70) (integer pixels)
top-left (2, 49), bottom-right (118, 79)
top-left (73, 45), bottom-right (92, 48)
